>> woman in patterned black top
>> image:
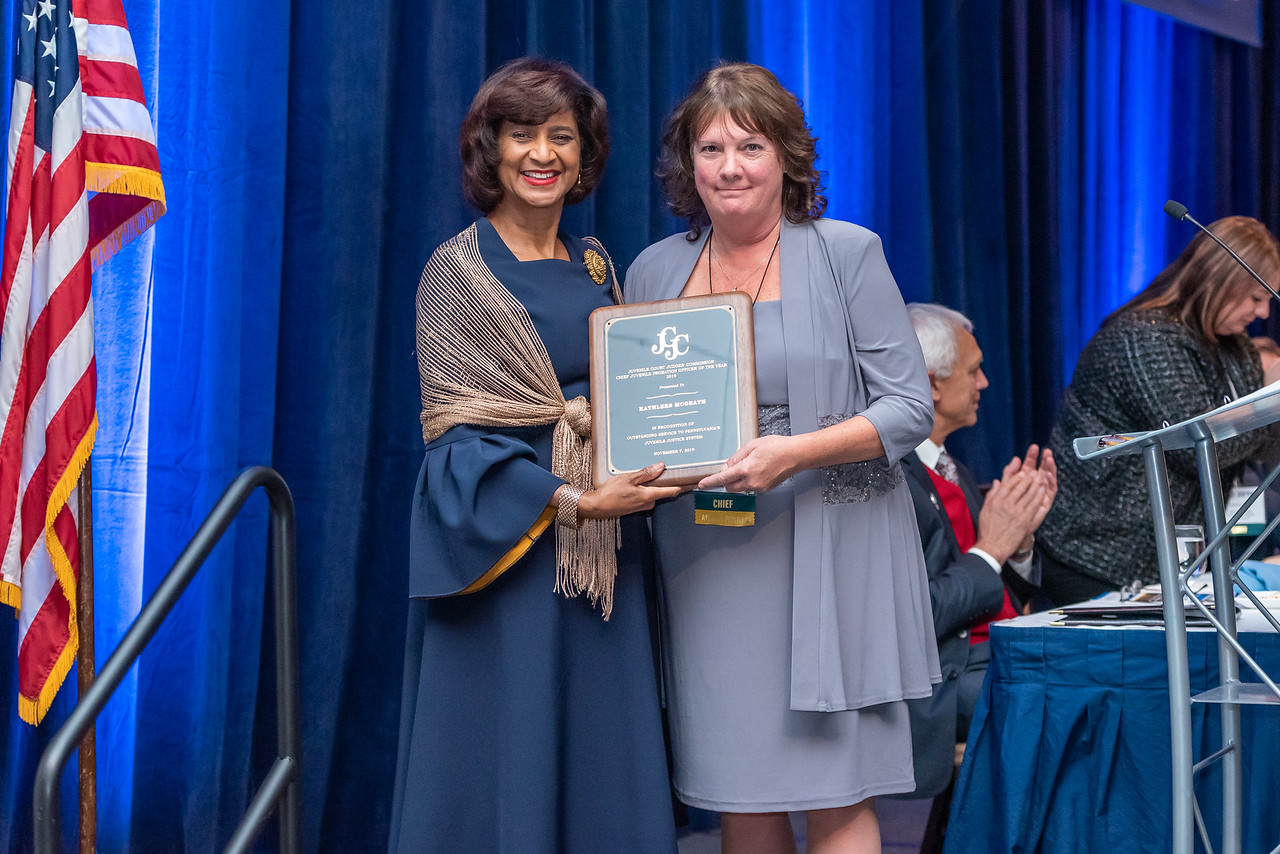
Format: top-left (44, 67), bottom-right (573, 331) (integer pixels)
top-left (1039, 216), bottom-right (1280, 605)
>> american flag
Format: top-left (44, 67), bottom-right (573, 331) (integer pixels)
top-left (0, 0), bottom-right (164, 725)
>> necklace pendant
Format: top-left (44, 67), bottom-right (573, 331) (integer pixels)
top-left (705, 229), bottom-right (781, 304)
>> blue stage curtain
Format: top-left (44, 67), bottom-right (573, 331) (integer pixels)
top-left (755, 0), bottom-right (1280, 477)
top-left (1005, 0), bottom-right (1278, 476)
top-left (3, 1), bottom-right (1280, 853)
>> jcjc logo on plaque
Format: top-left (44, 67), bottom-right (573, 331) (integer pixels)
top-left (651, 325), bottom-right (690, 361)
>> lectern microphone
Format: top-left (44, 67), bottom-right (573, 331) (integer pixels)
top-left (1163, 199), bottom-right (1280, 303)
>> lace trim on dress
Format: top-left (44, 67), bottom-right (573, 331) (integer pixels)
top-left (756, 407), bottom-right (904, 504)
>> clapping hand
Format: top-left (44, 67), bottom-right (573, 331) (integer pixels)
top-left (974, 445), bottom-right (1057, 564)
top-left (999, 445), bottom-right (1057, 530)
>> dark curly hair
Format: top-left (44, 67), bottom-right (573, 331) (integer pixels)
top-left (459, 57), bottom-right (609, 214)
top-left (657, 62), bottom-right (826, 237)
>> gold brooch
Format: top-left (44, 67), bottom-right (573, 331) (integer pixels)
top-left (584, 249), bottom-right (606, 285)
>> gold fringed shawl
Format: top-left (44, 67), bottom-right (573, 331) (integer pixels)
top-left (416, 224), bottom-right (624, 618)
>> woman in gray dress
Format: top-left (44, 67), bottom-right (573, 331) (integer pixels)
top-left (626, 62), bottom-right (940, 854)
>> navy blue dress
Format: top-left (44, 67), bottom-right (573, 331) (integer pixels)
top-left (388, 218), bottom-right (677, 854)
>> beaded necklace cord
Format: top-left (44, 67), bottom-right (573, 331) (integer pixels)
top-left (706, 229), bottom-right (781, 303)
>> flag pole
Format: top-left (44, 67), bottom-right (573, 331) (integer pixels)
top-left (75, 462), bottom-right (96, 854)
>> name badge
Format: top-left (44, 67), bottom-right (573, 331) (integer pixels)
top-left (693, 490), bottom-right (755, 527)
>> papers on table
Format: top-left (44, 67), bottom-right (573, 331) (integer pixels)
top-left (1016, 590), bottom-right (1277, 632)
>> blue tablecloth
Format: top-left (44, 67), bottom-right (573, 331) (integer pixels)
top-left (943, 607), bottom-right (1280, 853)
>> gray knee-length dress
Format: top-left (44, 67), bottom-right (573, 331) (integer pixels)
top-left (653, 300), bottom-right (917, 812)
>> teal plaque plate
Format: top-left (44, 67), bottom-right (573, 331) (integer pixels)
top-left (589, 293), bottom-right (758, 486)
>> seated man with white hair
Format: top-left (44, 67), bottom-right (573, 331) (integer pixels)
top-left (901, 302), bottom-right (1056, 802)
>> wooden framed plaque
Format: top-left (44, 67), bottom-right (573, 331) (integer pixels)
top-left (589, 292), bottom-right (758, 487)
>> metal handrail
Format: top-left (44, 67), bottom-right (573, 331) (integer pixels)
top-left (33, 466), bottom-right (301, 854)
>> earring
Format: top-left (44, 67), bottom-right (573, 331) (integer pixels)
top-left (577, 173), bottom-right (583, 188)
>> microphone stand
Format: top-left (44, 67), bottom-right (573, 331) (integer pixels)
top-left (1163, 200), bottom-right (1280, 303)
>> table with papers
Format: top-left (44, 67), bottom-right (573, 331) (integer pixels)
top-left (942, 597), bottom-right (1280, 853)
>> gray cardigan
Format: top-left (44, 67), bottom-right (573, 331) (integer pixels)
top-left (626, 218), bottom-right (941, 711)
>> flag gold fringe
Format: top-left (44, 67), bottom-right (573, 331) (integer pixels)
top-left (1, 580), bottom-right (19, 609)
top-left (89, 200), bottom-right (165, 271)
top-left (84, 162), bottom-right (168, 270)
top-left (19, 415), bottom-right (96, 725)
top-left (18, 634), bottom-right (77, 725)
top-left (84, 162), bottom-right (166, 203)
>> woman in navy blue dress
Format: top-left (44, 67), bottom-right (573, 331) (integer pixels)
top-left (387, 58), bottom-right (681, 853)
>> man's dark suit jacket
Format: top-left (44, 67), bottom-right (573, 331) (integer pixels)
top-left (900, 451), bottom-right (1041, 798)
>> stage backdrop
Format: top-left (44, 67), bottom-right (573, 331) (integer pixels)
top-left (2, 1), bottom-right (1280, 852)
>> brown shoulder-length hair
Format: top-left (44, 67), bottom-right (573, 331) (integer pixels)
top-left (459, 57), bottom-right (609, 214)
top-left (1109, 216), bottom-right (1280, 344)
top-left (657, 62), bottom-right (827, 237)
